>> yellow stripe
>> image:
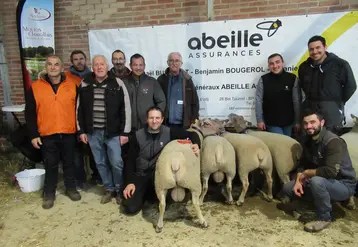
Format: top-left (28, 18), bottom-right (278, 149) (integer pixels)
top-left (293, 11), bottom-right (358, 76)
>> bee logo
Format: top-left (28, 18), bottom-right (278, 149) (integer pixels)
top-left (256, 19), bottom-right (282, 37)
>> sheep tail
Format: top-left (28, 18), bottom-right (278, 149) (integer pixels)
top-left (215, 145), bottom-right (225, 165)
top-left (257, 148), bottom-right (265, 162)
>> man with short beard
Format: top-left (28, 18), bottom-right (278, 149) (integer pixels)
top-left (66, 50), bottom-right (92, 83)
top-left (298, 35), bottom-right (357, 134)
top-left (278, 108), bottom-right (356, 232)
top-left (109, 50), bottom-right (131, 80)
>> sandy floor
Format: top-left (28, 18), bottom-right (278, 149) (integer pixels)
top-left (0, 181), bottom-right (358, 247)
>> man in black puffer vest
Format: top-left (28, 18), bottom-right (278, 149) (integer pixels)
top-left (255, 53), bottom-right (301, 137)
top-left (279, 109), bottom-right (356, 233)
top-left (298, 35), bottom-right (356, 134)
top-left (121, 106), bottom-right (201, 216)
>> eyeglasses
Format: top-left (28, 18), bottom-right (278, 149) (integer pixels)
top-left (168, 59), bottom-right (182, 64)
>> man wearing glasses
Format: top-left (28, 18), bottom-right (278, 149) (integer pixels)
top-left (157, 52), bottom-right (200, 128)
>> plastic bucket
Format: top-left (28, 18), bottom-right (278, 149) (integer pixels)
top-left (15, 169), bottom-right (45, 193)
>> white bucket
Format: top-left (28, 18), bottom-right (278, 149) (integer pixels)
top-left (15, 169), bottom-right (46, 193)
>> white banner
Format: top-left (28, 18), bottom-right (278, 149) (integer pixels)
top-left (88, 11), bottom-right (358, 126)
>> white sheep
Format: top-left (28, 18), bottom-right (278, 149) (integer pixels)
top-left (202, 119), bottom-right (274, 206)
top-left (154, 140), bottom-right (207, 233)
top-left (190, 122), bottom-right (236, 205)
top-left (246, 129), bottom-right (303, 184)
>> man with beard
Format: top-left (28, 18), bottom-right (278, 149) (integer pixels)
top-left (109, 50), bottom-right (131, 80)
top-left (157, 52), bottom-right (199, 128)
top-left (121, 106), bottom-right (200, 215)
top-left (67, 50), bottom-right (102, 189)
top-left (298, 36), bottom-right (356, 134)
top-left (278, 108), bottom-right (356, 232)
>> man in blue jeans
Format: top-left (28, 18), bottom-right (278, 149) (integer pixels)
top-left (255, 53), bottom-right (301, 136)
top-left (279, 108), bottom-right (356, 232)
top-left (77, 55), bottom-right (131, 204)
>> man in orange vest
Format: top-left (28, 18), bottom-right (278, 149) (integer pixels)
top-left (25, 55), bottom-right (81, 209)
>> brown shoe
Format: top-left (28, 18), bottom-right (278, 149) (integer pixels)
top-left (66, 189), bottom-right (81, 201)
top-left (101, 191), bottom-right (114, 204)
top-left (42, 196), bottom-right (55, 209)
top-left (304, 221), bottom-right (330, 232)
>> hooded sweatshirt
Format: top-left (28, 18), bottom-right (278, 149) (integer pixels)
top-left (298, 52), bottom-right (357, 130)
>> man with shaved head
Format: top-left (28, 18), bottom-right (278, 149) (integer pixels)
top-left (77, 55), bottom-right (130, 204)
top-left (157, 52), bottom-right (199, 128)
top-left (25, 55), bottom-right (81, 209)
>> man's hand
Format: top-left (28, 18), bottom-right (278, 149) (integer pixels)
top-left (191, 144), bottom-right (200, 157)
top-left (257, 122), bottom-right (266, 131)
top-left (31, 137), bottom-right (42, 149)
top-left (302, 169), bottom-right (316, 179)
top-left (123, 184), bottom-right (136, 199)
top-left (293, 181), bottom-right (304, 197)
top-left (80, 134), bottom-right (88, 144)
top-left (120, 136), bottom-right (129, 146)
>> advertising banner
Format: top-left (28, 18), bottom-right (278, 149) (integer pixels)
top-left (17, 0), bottom-right (55, 94)
top-left (88, 11), bottom-right (358, 126)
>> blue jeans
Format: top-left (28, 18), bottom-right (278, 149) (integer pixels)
top-left (87, 129), bottom-right (124, 192)
top-left (282, 176), bottom-right (356, 221)
top-left (267, 125), bottom-right (293, 137)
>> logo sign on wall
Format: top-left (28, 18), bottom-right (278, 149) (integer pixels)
top-left (17, 0), bottom-right (55, 95)
top-left (89, 11), bottom-right (358, 126)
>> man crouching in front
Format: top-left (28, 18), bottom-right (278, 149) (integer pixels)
top-left (279, 108), bottom-right (356, 232)
top-left (25, 55), bottom-right (81, 209)
top-left (121, 106), bottom-right (200, 215)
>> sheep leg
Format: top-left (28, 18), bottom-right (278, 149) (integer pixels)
top-left (225, 174), bottom-right (234, 204)
top-left (262, 167), bottom-right (273, 202)
top-left (237, 172), bottom-right (249, 207)
top-left (155, 189), bottom-right (167, 233)
top-left (199, 174), bottom-right (210, 205)
top-left (192, 191), bottom-right (208, 228)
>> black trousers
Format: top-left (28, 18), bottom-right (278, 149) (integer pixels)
top-left (122, 172), bottom-right (156, 215)
top-left (41, 134), bottom-right (76, 197)
top-left (74, 141), bottom-right (100, 183)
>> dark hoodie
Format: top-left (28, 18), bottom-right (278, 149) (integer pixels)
top-left (298, 52), bottom-right (357, 131)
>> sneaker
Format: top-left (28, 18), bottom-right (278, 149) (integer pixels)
top-left (101, 191), bottom-right (114, 204)
top-left (76, 182), bottom-right (85, 192)
top-left (304, 221), bottom-right (330, 232)
top-left (66, 189), bottom-right (81, 201)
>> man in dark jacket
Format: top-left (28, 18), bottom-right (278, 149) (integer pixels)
top-left (109, 49), bottom-right (131, 80)
top-left (122, 53), bottom-right (166, 132)
top-left (121, 106), bottom-right (201, 215)
top-left (157, 52), bottom-right (200, 128)
top-left (77, 55), bottom-right (129, 205)
top-left (279, 108), bottom-right (357, 232)
top-left (298, 35), bottom-right (357, 134)
top-left (255, 53), bottom-right (301, 136)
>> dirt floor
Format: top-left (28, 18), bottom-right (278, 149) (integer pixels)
top-left (1, 155), bottom-right (358, 247)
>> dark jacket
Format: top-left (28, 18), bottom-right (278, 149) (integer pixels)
top-left (298, 127), bottom-right (356, 186)
top-left (125, 125), bottom-right (201, 185)
top-left (76, 73), bottom-right (126, 138)
top-left (108, 67), bottom-right (131, 80)
top-left (256, 71), bottom-right (301, 127)
top-left (157, 68), bottom-right (200, 128)
top-left (298, 52), bottom-right (357, 130)
top-left (122, 73), bottom-right (166, 131)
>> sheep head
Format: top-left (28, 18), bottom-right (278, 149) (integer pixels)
top-left (227, 113), bottom-right (252, 133)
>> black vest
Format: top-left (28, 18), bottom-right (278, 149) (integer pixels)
top-left (262, 71), bottom-right (296, 127)
top-left (135, 125), bottom-right (171, 176)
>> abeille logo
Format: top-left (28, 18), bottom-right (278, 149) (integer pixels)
top-left (256, 19), bottom-right (282, 37)
top-left (28, 7), bottom-right (51, 21)
top-left (187, 30), bottom-right (263, 50)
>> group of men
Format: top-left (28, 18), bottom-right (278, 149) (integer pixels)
top-left (24, 34), bottom-right (357, 233)
top-left (255, 35), bottom-right (357, 232)
top-left (25, 50), bottom-right (200, 210)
